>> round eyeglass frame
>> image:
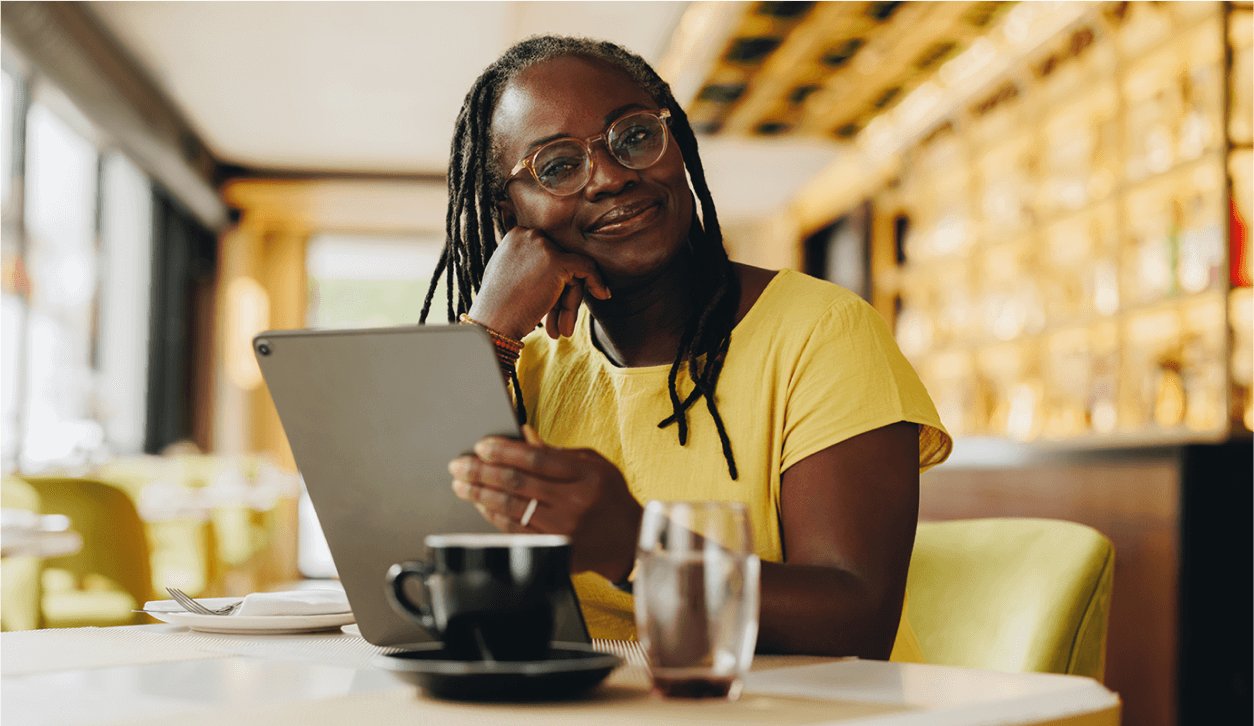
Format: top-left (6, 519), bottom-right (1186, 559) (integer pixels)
top-left (504, 108), bottom-right (672, 197)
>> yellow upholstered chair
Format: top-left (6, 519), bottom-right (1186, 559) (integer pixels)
top-left (906, 517), bottom-right (1114, 680)
top-left (146, 517), bottom-right (215, 596)
top-left (2, 477), bottom-right (44, 630)
top-left (22, 477), bottom-right (153, 628)
top-left (96, 456), bottom-right (218, 597)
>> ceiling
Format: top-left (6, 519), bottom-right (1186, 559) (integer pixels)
top-left (78, 1), bottom-right (1044, 228)
top-left (87, 1), bottom-right (693, 174)
top-left (686, 1), bottom-right (1014, 139)
top-left (84, 1), bottom-right (844, 225)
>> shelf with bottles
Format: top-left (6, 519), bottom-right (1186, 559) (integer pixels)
top-left (1228, 143), bottom-right (1252, 435)
top-left (1230, 148), bottom-right (1252, 287)
top-left (1118, 291), bottom-right (1228, 436)
top-left (1229, 287), bottom-right (1252, 432)
top-left (1121, 14), bottom-right (1225, 183)
top-left (894, 191), bottom-right (1227, 359)
top-left (1230, 5), bottom-right (1253, 147)
top-left (1121, 162), bottom-right (1228, 307)
top-left (895, 271), bottom-right (1236, 446)
top-left (878, 1), bottom-right (1244, 446)
top-left (893, 4), bottom-right (1226, 255)
top-left (952, 120), bottom-right (1226, 280)
top-left (1103, 1), bottom-right (1223, 70)
top-left (895, 14), bottom-right (1223, 226)
top-left (906, 287), bottom-right (1231, 443)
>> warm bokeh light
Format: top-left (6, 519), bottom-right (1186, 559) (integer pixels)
top-left (225, 276), bottom-right (270, 391)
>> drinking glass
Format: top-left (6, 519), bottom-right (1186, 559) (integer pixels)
top-left (634, 500), bottom-right (760, 699)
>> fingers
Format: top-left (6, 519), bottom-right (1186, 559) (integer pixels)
top-left (473, 227), bottom-right (609, 342)
top-left (545, 279), bottom-right (589, 340)
top-left (472, 437), bottom-right (579, 479)
top-left (467, 496), bottom-right (544, 534)
top-left (557, 282), bottom-right (584, 337)
top-left (555, 250), bottom-right (610, 301)
top-left (455, 468), bottom-right (545, 533)
top-left (451, 470), bottom-right (534, 525)
top-left (448, 428), bottom-right (568, 531)
top-left (544, 306), bottom-right (561, 339)
top-left (449, 456), bottom-right (542, 500)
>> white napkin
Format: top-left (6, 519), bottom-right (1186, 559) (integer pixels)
top-left (233, 589), bottom-right (351, 617)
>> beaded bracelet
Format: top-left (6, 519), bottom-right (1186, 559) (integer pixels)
top-left (459, 313), bottom-right (523, 349)
top-left (458, 313), bottom-right (523, 373)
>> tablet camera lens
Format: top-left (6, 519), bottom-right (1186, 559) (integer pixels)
top-left (257, 341), bottom-right (271, 356)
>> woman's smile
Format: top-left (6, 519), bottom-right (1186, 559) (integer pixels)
top-left (585, 197), bottom-right (664, 237)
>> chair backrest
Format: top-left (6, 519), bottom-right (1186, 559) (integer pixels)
top-left (21, 477), bottom-right (153, 618)
top-left (2, 477), bottom-right (44, 630)
top-left (906, 517), bottom-right (1114, 680)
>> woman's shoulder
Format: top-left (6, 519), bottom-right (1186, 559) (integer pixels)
top-left (749, 268), bottom-right (879, 328)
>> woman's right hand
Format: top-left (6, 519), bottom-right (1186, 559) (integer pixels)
top-left (466, 226), bottom-right (611, 341)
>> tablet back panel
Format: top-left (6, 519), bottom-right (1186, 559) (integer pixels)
top-left (253, 325), bottom-right (588, 647)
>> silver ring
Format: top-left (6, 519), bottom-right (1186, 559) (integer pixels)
top-left (520, 498), bottom-right (538, 528)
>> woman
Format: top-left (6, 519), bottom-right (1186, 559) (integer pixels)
top-left (423, 36), bottom-right (952, 660)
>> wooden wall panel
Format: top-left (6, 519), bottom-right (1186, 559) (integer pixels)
top-left (249, 227), bottom-right (307, 472)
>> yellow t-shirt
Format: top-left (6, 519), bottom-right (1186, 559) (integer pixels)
top-left (517, 269), bottom-right (952, 662)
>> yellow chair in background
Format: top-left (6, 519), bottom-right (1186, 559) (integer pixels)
top-left (22, 477), bottom-right (153, 628)
top-left (2, 477), bottom-right (44, 631)
top-left (146, 517), bottom-right (215, 596)
top-left (906, 517), bottom-right (1114, 680)
top-left (96, 456), bottom-right (219, 598)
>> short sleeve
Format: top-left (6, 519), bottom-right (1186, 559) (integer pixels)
top-left (780, 296), bottom-right (952, 473)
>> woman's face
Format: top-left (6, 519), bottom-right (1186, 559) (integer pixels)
top-left (492, 55), bottom-right (694, 287)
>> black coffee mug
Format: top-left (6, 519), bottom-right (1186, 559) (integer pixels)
top-left (386, 533), bottom-right (571, 661)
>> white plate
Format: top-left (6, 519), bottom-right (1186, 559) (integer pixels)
top-left (341, 623), bottom-right (361, 636)
top-left (142, 598), bottom-right (354, 635)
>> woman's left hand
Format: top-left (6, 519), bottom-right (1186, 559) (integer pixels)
top-left (448, 426), bottom-right (642, 582)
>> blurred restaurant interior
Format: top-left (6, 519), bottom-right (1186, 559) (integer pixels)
top-left (0, 1), bottom-right (1250, 724)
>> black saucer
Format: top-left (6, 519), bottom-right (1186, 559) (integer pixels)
top-left (375, 642), bottom-right (622, 702)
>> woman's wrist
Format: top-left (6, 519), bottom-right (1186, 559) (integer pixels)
top-left (463, 301), bottom-right (533, 343)
top-left (459, 313), bottom-right (523, 374)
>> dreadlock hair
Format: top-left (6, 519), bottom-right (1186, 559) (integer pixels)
top-left (419, 35), bottom-right (740, 480)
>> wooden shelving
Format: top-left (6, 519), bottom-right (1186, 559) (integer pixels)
top-left (853, 2), bottom-right (1249, 447)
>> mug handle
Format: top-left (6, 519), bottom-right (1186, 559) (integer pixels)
top-left (386, 561), bottom-right (438, 635)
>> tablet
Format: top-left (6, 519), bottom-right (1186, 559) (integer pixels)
top-left (253, 324), bottom-right (590, 647)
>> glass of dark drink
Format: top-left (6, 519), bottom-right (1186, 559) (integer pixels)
top-left (633, 500), bottom-right (760, 699)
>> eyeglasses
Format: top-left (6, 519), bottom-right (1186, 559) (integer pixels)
top-left (505, 108), bottom-right (672, 197)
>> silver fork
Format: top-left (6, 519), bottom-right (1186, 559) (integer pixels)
top-left (166, 587), bottom-right (243, 616)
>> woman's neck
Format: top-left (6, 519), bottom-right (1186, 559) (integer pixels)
top-left (585, 250), bottom-right (695, 368)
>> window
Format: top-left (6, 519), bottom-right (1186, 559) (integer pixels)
top-left (1, 60), bottom-right (155, 473)
top-left (2, 65), bottom-right (23, 468)
top-left (97, 153), bottom-right (153, 453)
top-left (20, 100), bottom-right (102, 468)
top-left (2, 68), bottom-right (13, 206)
top-left (306, 232), bottom-right (447, 329)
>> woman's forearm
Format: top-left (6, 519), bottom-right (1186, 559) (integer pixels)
top-left (765, 422), bottom-right (921, 659)
top-left (755, 559), bottom-right (905, 659)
